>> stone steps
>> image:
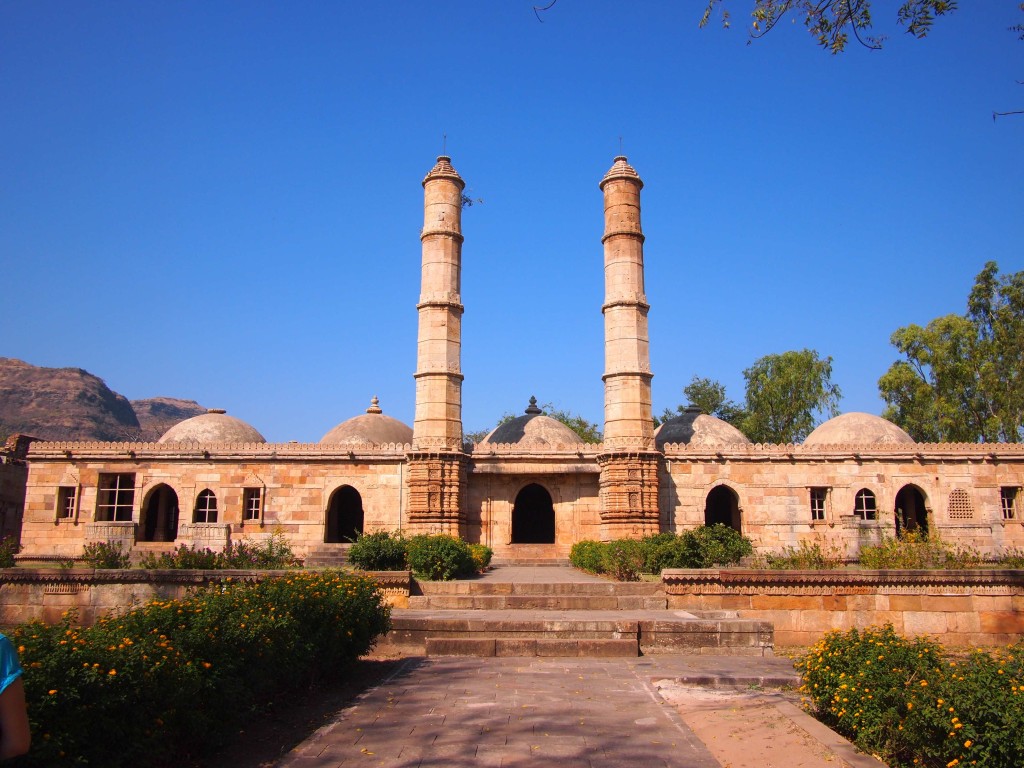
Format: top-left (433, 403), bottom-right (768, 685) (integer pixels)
top-left (408, 594), bottom-right (669, 610)
top-left (303, 543), bottom-right (350, 568)
top-left (380, 609), bottom-right (773, 658)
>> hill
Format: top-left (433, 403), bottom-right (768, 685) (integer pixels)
top-left (0, 358), bottom-right (204, 442)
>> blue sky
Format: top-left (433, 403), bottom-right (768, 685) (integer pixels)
top-left (2, 2), bottom-right (1022, 443)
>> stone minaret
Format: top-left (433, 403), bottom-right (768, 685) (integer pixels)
top-left (597, 156), bottom-right (659, 538)
top-left (413, 155), bottom-right (465, 450)
top-left (407, 156), bottom-right (467, 534)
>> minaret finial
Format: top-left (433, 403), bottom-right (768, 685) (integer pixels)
top-left (366, 396), bottom-right (382, 415)
top-left (619, 135), bottom-right (623, 154)
top-left (442, 132), bottom-right (447, 155)
top-left (525, 396), bottom-right (542, 415)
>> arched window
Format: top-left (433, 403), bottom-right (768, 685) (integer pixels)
top-left (854, 489), bottom-right (877, 521)
top-left (895, 485), bottom-right (929, 536)
top-left (193, 489), bottom-right (218, 524)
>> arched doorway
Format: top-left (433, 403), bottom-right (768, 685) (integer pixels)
top-left (325, 486), bottom-right (363, 543)
top-left (512, 484), bottom-right (555, 544)
top-left (704, 485), bottom-right (741, 533)
top-left (895, 485), bottom-right (928, 537)
top-left (140, 484), bottom-right (179, 542)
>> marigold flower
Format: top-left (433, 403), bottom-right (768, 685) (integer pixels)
top-left (48, 689), bottom-right (57, 695)
top-left (964, 740), bottom-right (972, 748)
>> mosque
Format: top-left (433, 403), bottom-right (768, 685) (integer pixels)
top-left (17, 156), bottom-right (1024, 563)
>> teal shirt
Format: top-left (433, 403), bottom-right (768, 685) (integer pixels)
top-left (0, 634), bottom-right (22, 694)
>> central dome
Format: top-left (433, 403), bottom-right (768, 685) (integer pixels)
top-left (479, 397), bottom-right (584, 446)
top-left (655, 406), bottom-right (751, 449)
top-left (320, 397), bottom-right (413, 446)
top-left (803, 412), bottom-right (914, 446)
top-left (158, 409), bottom-right (266, 444)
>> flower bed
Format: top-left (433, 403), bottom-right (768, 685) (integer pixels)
top-left (798, 625), bottom-right (1024, 767)
top-left (8, 571), bottom-right (391, 767)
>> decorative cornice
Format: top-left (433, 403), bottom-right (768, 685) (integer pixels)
top-left (661, 568), bottom-right (1024, 591)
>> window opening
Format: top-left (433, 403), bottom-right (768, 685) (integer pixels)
top-left (97, 474), bottom-right (135, 522)
top-left (243, 487), bottom-right (263, 523)
top-left (1002, 487), bottom-right (1020, 521)
top-left (854, 489), bottom-right (877, 521)
top-left (193, 489), bottom-right (218, 524)
top-left (810, 488), bottom-right (828, 522)
top-left (947, 489), bottom-right (974, 521)
top-left (56, 486), bottom-right (77, 520)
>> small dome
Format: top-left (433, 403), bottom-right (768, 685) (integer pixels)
top-left (804, 412), bottom-right (914, 446)
top-left (158, 409), bottom-right (266, 444)
top-left (480, 397), bottom-right (583, 446)
top-left (320, 397), bottom-right (413, 446)
top-left (655, 406), bottom-right (751, 449)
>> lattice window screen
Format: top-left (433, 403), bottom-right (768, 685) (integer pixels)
top-left (947, 489), bottom-right (974, 520)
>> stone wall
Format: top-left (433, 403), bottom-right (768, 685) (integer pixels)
top-left (663, 568), bottom-right (1024, 648)
top-left (660, 442), bottom-right (1024, 557)
top-left (0, 568), bottom-right (412, 626)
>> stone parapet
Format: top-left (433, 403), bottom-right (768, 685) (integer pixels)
top-left (0, 568), bottom-right (411, 626)
top-left (27, 441), bottom-right (412, 461)
top-left (663, 568), bottom-right (1024, 647)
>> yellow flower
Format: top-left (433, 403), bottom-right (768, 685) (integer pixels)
top-left (108, 669), bottom-right (117, 676)
top-left (907, 702), bottom-right (913, 710)
top-left (48, 689), bottom-right (58, 695)
top-left (964, 740), bottom-right (972, 748)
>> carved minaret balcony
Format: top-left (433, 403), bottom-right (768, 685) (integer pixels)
top-left (598, 156), bottom-right (659, 538)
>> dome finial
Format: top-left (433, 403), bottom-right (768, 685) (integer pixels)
top-left (525, 396), bottom-right (542, 415)
top-left (366, 396), bottom-right (382, 415)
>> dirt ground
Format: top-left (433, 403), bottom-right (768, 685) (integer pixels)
top-left (656, 684), bottom-right (886, 768)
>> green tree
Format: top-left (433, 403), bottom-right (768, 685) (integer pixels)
top-left (466, 401), bottom-right (602, 445)
top-left (700, 0), bottom-right (958, 53)
top-left (742, 349), bottom-right (842, 443)
top-left (878, 261), bottom-right (1024, 443)
top-left (659, 376), bottom-right (747, 428)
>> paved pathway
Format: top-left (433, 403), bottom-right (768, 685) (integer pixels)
top-left (279, 656), bottom-right (722, 768)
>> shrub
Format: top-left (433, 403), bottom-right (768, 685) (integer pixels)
top-left (406, 534), bottom-right (475, 580)
top-left (797, 625), bottom-right (1024, 768)
top-left (81, 540), bottom-right (131, 569)
top-left (0, 535), bottom-right (19, 568)
top-left (859, 531), bottom-right (983, 570)
top-left (222, 532), bottom-right (300, 569)
top-left (136, 533), bottom-right (300, 570)
top-left (10, 571), bottom-right (391, 768)
top-left (468, 543), bottom-right (493, 572)
top-left (602, 538), bottom-right (645, 581)
top-left (139, 544), bottom-right (220, 570)
top-left (641, 532), bottom-right (691, 573)
top-left (683, 524), bottom-right (753, 568)
top-left (348, 531), bottom-right (408, 571)
top-left (761, 540), bottom-right (844, 570)
top-left (569, 540), bottom-right (605, 574)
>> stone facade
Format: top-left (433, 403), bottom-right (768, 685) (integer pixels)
top-left (16, 156), bottom-right (1024, 563)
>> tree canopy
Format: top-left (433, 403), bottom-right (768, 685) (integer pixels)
top-left (465, 401), bottom-right (602, 445)
top-left (659, 349), bottom-right (842, 444)
top-left (741, 349), bottom-right (843, 443)
top-left (878, 261), bottom-right (1024, 443)
top-left (700, 0), bottom-right (958, 53)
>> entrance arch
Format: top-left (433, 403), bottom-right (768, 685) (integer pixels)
top-left (895, 485), bottom-right (929, 537)
top-left (704, 485), bottom-right (742, 533)
top-left (325, 486), bottom-right (363, 543)
top-left (512, 484), bottom-right (555, 544)
top-left (140, 484), bottom-right (179, 542)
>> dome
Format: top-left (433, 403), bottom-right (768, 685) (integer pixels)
top-left (320, 397), bottom-right (413, 446)
top-left (480, 397), bottom-right (583, 446)
top-left (158, 409), bottom-right (266, 444)
top-left (655, 406), bottom-right (751, 450)
top-left (804, 412), bottom-right (914, 446)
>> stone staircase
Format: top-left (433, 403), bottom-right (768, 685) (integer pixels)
top-left (379, 567), bottom-right (774, 659)
top-left (303, 543), bottom-right (351, 568)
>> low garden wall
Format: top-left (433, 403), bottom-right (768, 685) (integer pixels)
top-left (662, 568), bottom-right (1024, 648)
top-left (0, 568), bottom-right (412, 626)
